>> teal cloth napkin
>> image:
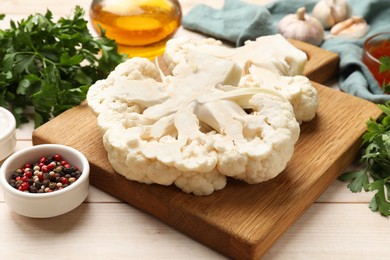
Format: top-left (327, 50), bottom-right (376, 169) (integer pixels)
top-left (183, 0), bottom-right (390, 103)
top-left (182, 0), bottom-right (277, 46)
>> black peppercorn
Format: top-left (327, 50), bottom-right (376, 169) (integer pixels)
top-left (63, 168), bottom-right (73, 174)
top-left (45, 156), bottom-right (54, 164)
top-left (43, 172), bottom-right (50, 180)
top-left (9, 180), bottom-right (16, 188)
top-left (29, 186), bottom-right (38, 193)
top-left (42, 179), bottom-right (50, 187)
top-left (11, 172), bottom-right (20, 179)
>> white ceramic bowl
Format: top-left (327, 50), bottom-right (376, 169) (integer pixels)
top-left (0, 107), bottom-right (16, 161)
top-left (0, 144), bottom-right (90, 218)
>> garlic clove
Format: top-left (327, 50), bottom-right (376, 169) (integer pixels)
top-left (330, 16), bottom-right (369, 39)
top-left (312, 0), bottom-right (351, 29)
top-left (277, 7), bottom-right (324, 46)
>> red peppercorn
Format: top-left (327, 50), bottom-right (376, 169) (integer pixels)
top-left (40, 157), bottom-right (47, 164)
top-left (61, 177), bottom-right (69, 185)
top-left (53, 154), bottom-right (62, 161)
top-left (47, 164), bottom-right (55, 171)
top-left (20, 182), bottom-right (30, 191)
top-left (60, 160), bottom-right (67, 166)
top-left (21, 176), bottom-right (29, 182)
top-left (37, 172), bottom-right (44, 181)
top-left (24, 171), bottom-right (33, 178)
top-left (63, 164), bottom-right (71, 169)
top-left (16, 176), bottom-right (21, 181)
top-left (41, 165), bottom-right (48, 173)
top-left (24, 163), bottom-right (32, 169)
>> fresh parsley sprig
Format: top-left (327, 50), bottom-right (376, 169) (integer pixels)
top-left (339, 102), bottom-right (390, 216)
top-left (0, 6), bottom-right (127, 127)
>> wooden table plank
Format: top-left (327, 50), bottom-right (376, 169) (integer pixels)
top-left (1, 202), bottom-right (389, 260)
top-left (263, 203), bottom-right (390, 260)
top-left (0, 203), bottom-right (226, 259)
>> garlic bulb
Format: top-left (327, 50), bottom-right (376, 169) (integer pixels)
top-left (312, 0), bottom-right (351, 29)
top-left (277, 7), bottom-right (324, 46)
top-left (330, 16), bottom-right (369, 39)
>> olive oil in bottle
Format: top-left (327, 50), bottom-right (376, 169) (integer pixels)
top-left (90, 0), bottom-right (182, 59)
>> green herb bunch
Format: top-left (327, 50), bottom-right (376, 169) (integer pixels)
top-left (0, 6), bottom-right (127, 127)
top-left (339, 102), bottom-right (390, 216)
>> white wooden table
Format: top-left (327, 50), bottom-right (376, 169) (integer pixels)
top-left (1, 0), bottom-right (389, 259)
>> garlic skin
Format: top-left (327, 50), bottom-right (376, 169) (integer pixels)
top-left (277, 7), bottom-right (324, 46)
top-left (330, 16), bottom-right (369, 39)
top-left (312, 0), bottom-right (351, 29)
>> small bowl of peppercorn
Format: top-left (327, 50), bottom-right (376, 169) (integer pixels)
top-left (0, 144), bottom-right (90, 218)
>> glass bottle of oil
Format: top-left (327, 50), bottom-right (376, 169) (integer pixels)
top-left (90, 0), bottom-right (182, 59)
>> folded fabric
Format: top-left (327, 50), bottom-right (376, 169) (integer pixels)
top-left (183, 0), bottom-right (276, 46)
top-left (183, 0), bottom-right (390, 103)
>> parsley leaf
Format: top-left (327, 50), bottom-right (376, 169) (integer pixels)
top-left (379, 56), bottom-right (390, 73)
top-left (0, 6), bottom-right (127, 127)
top-left (339, 103), bottom-right (390, 217)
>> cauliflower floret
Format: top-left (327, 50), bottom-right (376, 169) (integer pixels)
top-left (174, 169), bottom-right (227, 196)
top-left (87, 58), bottom-right (165, 116)
top-left (196, 92), bottom-right (299, 183)
top-left (239, 66), bottom-right (318, 123)
top-left (109, 57), bottom-right (162, 81)
top-left (104, 127), bottom-right (183, 185)
top-left (238, 93), bottom-right (299, 182)
top-left (164, 37), bottom-right (224, 74)
top-left (280, 76), bottom-right (318, 123)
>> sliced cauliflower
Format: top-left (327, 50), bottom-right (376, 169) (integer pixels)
top-left (163, 35), bottom-right (318, 123)
top-left (87, 48), bottom-right (300, 195)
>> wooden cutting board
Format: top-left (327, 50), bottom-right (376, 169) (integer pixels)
top-left (32, 41), bottom-right (382, 259)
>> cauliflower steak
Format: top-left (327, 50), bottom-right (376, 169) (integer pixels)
top-left (87, 36), bottom-right (316, 196)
